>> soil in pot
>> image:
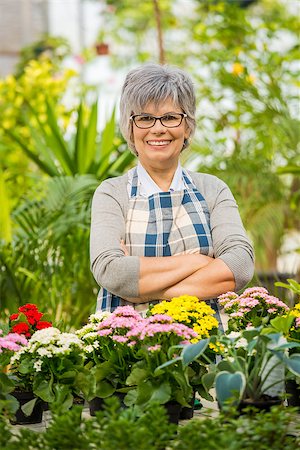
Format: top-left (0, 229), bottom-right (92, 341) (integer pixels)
top-left (10, 390), bottom-right (43, 425)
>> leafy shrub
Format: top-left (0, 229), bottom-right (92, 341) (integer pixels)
top-left (171, 406), bottom-right (299, 450)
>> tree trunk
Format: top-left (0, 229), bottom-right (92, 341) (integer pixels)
top-left (153, 0), bottom-right (165, 64)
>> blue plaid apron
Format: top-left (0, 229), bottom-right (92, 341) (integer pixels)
top-left (97, 167), bottom-right (222, 326)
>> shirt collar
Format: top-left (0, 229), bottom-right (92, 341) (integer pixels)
top-left (136, 162), bottom-right (184, 197)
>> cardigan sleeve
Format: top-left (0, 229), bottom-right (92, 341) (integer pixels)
top-left (90, 179), bottom-right (140, 298)
top-left (208, 176), bottom-right (254, 291)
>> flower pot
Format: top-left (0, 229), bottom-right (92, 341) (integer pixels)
top-left (285, 379), bottom-right (300, 407)
top-left (95, 42), bottom-right (109, 55)
top-left (179, 392), bottom-right (196, 420)
top-left (238, 395), bottom-right (282, 414)
top-left (164, 401), bottom-right (182, 424)
top-left (10, 390), bottom-right (43, 425)
top-left (89, 396), bottom-right (105, 416)
top-left (89, 392), bottom-right (126, 416)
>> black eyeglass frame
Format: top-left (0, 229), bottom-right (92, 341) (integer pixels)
top-left (130, 113), bottom-right (187, 129)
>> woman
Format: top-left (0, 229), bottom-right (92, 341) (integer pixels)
top-left (90, 63), bottom-right (254, 313)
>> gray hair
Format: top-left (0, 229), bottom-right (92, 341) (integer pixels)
top-left (119, 63), bottom-right (196, 155)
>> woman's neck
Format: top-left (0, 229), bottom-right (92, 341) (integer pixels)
top-left (141, 163), bottom-right (177, 192)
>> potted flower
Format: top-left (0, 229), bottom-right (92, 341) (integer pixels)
top-left (189, 327), bottom-right (300, 412)
top-left (124, 313), bottom-right (199, 423)
top-left (149, 295), bottom-right (219, 418)
top-left (9, 327), bottom-right (84, 414)
top-left (218, 287), bottom-right (290, 331)
top-left (0, 329), bottom-right (28, 419)
top-left (76, 307), bottom-right (143, 414)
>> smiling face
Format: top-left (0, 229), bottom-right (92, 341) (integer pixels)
top-left (132, 98), bottom-right (190, 173)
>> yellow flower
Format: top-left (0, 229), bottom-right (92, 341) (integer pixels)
top-left (151, 295), bottom-right (218, 340)
top-left (246, 74), bottom-right (256, 84)
top-left (232, 62), bottom-right (244, 76)
top-left (290, 303), bottom-right (300, 318)
top-left (209, 342), bottom-right (225, 354)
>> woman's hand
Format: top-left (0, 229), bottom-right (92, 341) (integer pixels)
top-left (120, 239), bottom-right (129, 256)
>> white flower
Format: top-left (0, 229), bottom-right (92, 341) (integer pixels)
top-left (89, 311), bottom-right (111, 324)
top-left (226, 331), bottom-right (241, 339)
top-left (235, 338), bottom-right (248, 349)
top-left (37, 348), bottom-right (52, 357)
top-left (33, 359), bottom-right (43, 372)
top-left (30, 327), bottom-right (61, 344)
top-left (85, 345), bottom-right (94, 353)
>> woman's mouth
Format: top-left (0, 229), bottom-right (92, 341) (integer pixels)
top-left (146, 140), bottom-right (171, 146)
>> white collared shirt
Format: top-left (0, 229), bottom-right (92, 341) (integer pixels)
top-left (134, 162), bottom-right (185, 197)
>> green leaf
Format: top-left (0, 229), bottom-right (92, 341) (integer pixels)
top-left (197, 385), bottom-right (214, 402)
top-left (0, 373), bottom-right (15, 394)
top-left (44, 100), bottom-right (75, 174)
top-left (285, 354), bottom-right (300, 377)
top-left (0, 169), bottom-right (12, 242)
top-left (33, 379), bottom-right (55, 403)
top-left (124, 389), bottom-right (138, 406)
top-left (182, 339), bottom-right (209, 366)
top-left (126, 367), bottom-right (148, 386)
top-left (82, 101), bottom-right (98, 172)
top-left (215, 371), bottom-right (246, 408)
top-left (94, 361), bottom-right (115, 381)
top-left (95, 381), bottom-right (115, 398)
top-left (201, 371), bottom-right (216, 392)
top-left (154, 357), bottom-right (182, 374)
top-left (217, 360), bottom-right (235, 372)
top-left (149, 382), bottom-right (172, 404)
top-left (21, 397), bottom-right (37, 417)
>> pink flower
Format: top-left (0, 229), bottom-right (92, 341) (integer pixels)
top-left (112, 335), bottom-right (128, 343)
top-left (148, 314), bottom-right (174, 324)
top-left (98, 329), bottom-right (112, 336)
top-left (0, 332), bottom-right (28, 353)
top-left (147, 345), bottom-right (161, 352)
top-left (230, 312), bottom-right (244, 318)
top-left (113, 306), bottom-right (141, 319)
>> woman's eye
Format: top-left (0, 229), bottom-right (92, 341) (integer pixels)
top-left (164, 115), bottom-right (177, 121)
top-left (140, 115), bottom-right (154, 122)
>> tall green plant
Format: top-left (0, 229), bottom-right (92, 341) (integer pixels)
top-left (0, 175), bottom-right (99, 328)
top-left (5, 98), bottom-right (134, 179)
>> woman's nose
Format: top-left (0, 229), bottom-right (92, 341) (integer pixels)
top-left (151, 118), bottom-right (166, 133)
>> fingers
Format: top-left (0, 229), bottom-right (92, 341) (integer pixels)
top-left (120, 239), bottom-right (129, 256)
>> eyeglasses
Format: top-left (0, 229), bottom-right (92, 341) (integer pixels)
top-left (130, 113), bottom-right (187, 129)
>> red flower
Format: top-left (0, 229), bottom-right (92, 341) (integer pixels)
top-left (10, 313), bottom-right (20, 321)
top-left (12, 322), bottom-right (30, 336)
top-left (18, 303), bottom-right (38, 313)
top-left (36, 321), bottom-right (52, 330)
top-left (26, 311), bottom-right (43, 325)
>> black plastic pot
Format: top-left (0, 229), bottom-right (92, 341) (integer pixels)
top-left (286, 379), bottom-right (300, 407)
top-left (10, 390), bottom-right (43, 425)
top-left (164, 401), bottom-right (182, 424)
top-left (238, 395), bottom-right (282, 414)
top-left (89, 392), bottom-right (126, 416)
top-left (179, 392), bottom-right (196, 420)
